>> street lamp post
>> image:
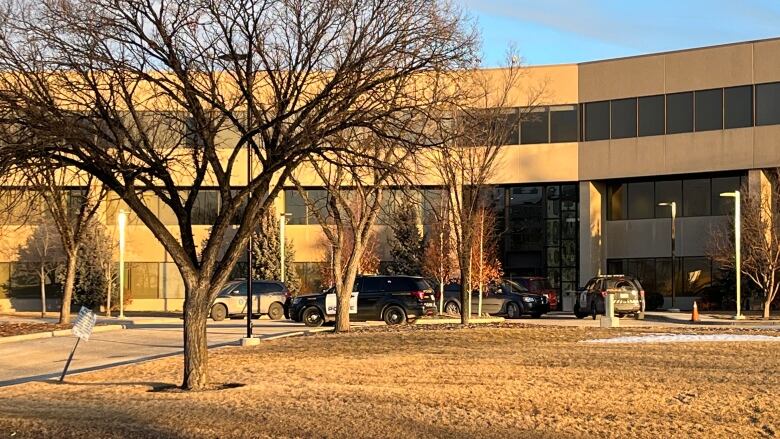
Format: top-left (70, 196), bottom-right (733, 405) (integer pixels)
top-left (117, 209), bottom-right (127, 319)
top-left (658, 201), bottom-right (678, 311)
top-left (217, 51), bottom-right (259, 345)
top-left (720, 190), bottom-right (745, 320)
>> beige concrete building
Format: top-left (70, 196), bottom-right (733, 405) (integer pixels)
top-left (2, 37), bottom-right (779, 312)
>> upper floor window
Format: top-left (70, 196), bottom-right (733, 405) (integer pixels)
top-left (610, 98), bottom-right (637, 139)
top-left (520, 107), bottom-right (549, 144)
top-left (549, 105), bottom-right (578, 143)
top-left (666, 92), bottom-right (693, 134)
top-left (724, 85), bottom-right (753, 129)
top-left (694, 89), bottom-right (723, 132)
top-left (585, 101), bottom-right (610, 141)
top-left (638, 95), bottom-right (664, 137)
top-left (756, 82), bottom-right (780, 126)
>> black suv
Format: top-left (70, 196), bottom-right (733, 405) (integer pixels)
top-left (288, 275), bottom-right (437, 327)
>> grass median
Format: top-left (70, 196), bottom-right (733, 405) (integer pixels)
top-left (1, 324), bottom-right (779, 438)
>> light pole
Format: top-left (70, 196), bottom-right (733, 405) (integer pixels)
top-left (720, 190), bottom-right (745, 320)
top-left (117, 209), bottom-right (127, 319)
top-left (279, 213), bottom-right (292, 283)
top-left (477, 210), bottom-right (484, 316)
top-left (658, 201), bottom-right (678, 311)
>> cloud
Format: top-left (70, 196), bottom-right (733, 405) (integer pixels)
top-left (463, 0), bottom-right (780, 56)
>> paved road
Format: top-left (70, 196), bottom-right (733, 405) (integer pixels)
top-left (0, 319), bottom-right (310, 386)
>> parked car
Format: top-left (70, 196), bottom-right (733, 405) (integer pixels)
top-left (515, 277), bottom-right (558, 309)
top-left (435, 279), bottom-right (550, 318)
top-left (574, 275), bottom-right (644, 319)
top-left (210, 279), bottom-right (288, 321)
top-left (288, 275), bottom-right (437, 327)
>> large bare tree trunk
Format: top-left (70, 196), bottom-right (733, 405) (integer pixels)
top-left (183, 287), bottom-right (209, 390)
top-left (764, 299), bottom-right (771, 319)
top-left (39, 265), bottom-right (46, 318)
top-left (59, 251), bottom-right (78, 324)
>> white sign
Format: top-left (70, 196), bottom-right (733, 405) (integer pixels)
top-left (325, 292), bottom-right (358, 316)
top-left (72, 306), bottom-right (97, 341)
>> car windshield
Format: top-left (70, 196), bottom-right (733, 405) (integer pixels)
top-left (503, 280), bottom-right (528, 293)
top-left (218, 282), bottom-right (242, 296)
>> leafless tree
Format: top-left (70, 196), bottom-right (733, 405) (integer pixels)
top-left (16, 221), bottom-right (63, 318)
top-left (0, 0), bottom-right (477, 388)
top-left (24, 167), bottom-right (105, 323)
top-left (709, 174), bottom-right (780, 319)
top-left (431, 53), bottom-right (542, 324)
top-left (292, 136), bottom-right (417, 332)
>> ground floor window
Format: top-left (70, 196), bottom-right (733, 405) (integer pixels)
top-left (606, 256), bottom-right (715, 297)
top-left (500, 183), bottom-right (579, 306)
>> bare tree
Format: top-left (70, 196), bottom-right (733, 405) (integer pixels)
top-left (24, 168), bottom-right (105, 323)
top-left (293, 140), bottom-right (414, 332)
top-left (431, 54), bottom-right (540, 324)
top-left (0, 0), bottom-right (477, 388)
top-left (709, 175), bottom-right (780, 319)
top-left (16, 221), bottom-right (63, 318)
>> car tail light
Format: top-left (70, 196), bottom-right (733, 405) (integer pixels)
top-left (600, 290), bottom-right (608, 298)
top-left (411, 290), bottom-right (426, 300)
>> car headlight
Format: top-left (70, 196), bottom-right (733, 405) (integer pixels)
top-left (292, 297), bottom-right (301, 305)
top-left (522, 296), bottom-right (534, 303)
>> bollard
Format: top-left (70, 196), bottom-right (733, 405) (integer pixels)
top-left (600, 292), bottom-right (620, 328)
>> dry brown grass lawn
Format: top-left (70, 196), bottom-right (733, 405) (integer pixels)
top-left (1, 325), bottom-right (779, 438)
top-left (0, 322), bottom-right (71, 337)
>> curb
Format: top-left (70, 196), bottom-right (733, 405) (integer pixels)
top-left (415, 317), bottom-right (505, 325)
top-left (247, 328), bottom-right (334, 343)
top-left (0, 324), bottom-right (127, 344)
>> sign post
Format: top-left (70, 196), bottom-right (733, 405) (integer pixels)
top-left (60, 306), bottom-right (97, 382)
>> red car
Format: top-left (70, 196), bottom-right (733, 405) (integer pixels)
top-left (516, 277), bottom-right (558, 309)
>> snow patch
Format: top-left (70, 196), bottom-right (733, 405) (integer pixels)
top-left (583, 333), bottom-right (780, 344)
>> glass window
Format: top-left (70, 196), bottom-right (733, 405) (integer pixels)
top-left (724, 86), bottom-right (753, 129)
top-left (627, 182), bottom-right (654, 219)
top-left (654, 180), bottom-right (682, 218)
top-left (694, 88), bottom-right (723, 132)
top-left (361, 277), bottom-right (388, 293)
top-left (682, 179), bottom-right (711, 216)
top-left (284, 190), bottom-right (307, 225)
top-left (610, 98), bottom-right (637, 139)
top-left (638, 95), bottom-right (665, 137)
top-left (756, 82), bottom-right (780, 126)
top-left (608, 183), bottom-right (627, 220)
top-left (627, 259), bottom-right (656, 295)
top-left (126, 262), bottom-right (159, 299)
top-left (711, 176), bottom-right (742, 215)
top-left (585, 101), bottom-right (610, 141)
top-left (549, 105), bottom-right (578, 142)
top-left (461, 108), bottom-right (519, 146)
top-left (666, 92), bottom-right (693, 134)
top-left (307, 189), bottom-right (330, 225)
top-left (683, 257), bottom-right (712, 296)
top-left (520, 107), bottom-right (549, 144)
top-left (191, 190), bottom-right (219, 225)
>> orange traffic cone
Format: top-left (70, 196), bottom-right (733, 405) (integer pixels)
top-left (691, 301), bottom-right (700, 322)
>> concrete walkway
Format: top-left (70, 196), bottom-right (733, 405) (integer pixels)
top-left (0, 318), bottom-right (312, 387)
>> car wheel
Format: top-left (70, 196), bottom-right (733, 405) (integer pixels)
top-left (506, 302), bottom-right (520, 319)
top-left (210, 304), bottom-right (227, 321)
top-left (383, 305), bottom-right (406, 325)
top-left (573, 303), bottom-right (586, 319)
top-left (267, 302), bottom-right (284, 320)
top-left (444, 301), bottom-right (460, 315)
top-left (591, 301), bottom-right (598, 320)
top-left (302, 306), bottom-right (324, 327)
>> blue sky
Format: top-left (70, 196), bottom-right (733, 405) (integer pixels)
top-left (464, 0), bottom-right (780, 66)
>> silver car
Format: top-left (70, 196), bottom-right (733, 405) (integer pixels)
top-left (210, 280), bottom-right (288, 321)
